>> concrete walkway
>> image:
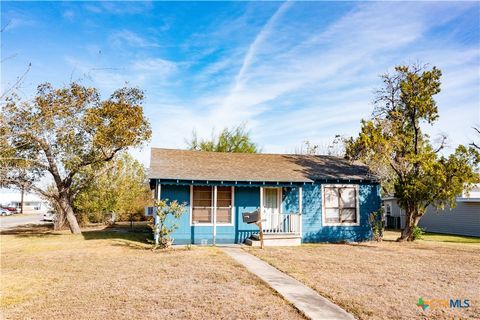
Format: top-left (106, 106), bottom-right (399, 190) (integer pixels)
top-left (222, 247), bottom-right (355, 320)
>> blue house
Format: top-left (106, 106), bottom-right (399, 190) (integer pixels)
top-left (148, 148), bottom-right (381, 246)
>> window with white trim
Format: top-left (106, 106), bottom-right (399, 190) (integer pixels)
top-left (323, 185), bottom-right (359, 225)
top-left (191, 186), bottom-right (233, 225)
top-left (192, 186), bottom-right (212, 223)
top-left (216, 186), bottom-right (233, 223)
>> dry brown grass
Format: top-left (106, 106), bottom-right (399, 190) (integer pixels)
top-left (1, 225), bottom-right (304, 320)
top-left (246, 234), bottom-right (480, 320)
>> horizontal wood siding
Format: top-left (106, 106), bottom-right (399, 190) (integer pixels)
top-left (418, 202), bottom-right (480, 237)
top-left (385, 199), bottom-right (480, 236)
top-left (157, 181), bottom-right (381, 244)
top-left (234, 187), bottom-right (262, 243)
top-left (302, 183), bottom-right (381, 242)
top-left (282, 187), bottom-right (299, 213)
top-left (160, 184), bottom-right (259, 244)
top-left (160, 184), bottom-right (191, 244)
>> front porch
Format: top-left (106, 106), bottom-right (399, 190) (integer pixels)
top-left (244, 211), bottom-right (302, 246)
top-left (244, 186), bottom-right (303, 246)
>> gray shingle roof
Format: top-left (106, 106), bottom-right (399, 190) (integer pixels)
top-left (149, 148), bottom-right (377, 183)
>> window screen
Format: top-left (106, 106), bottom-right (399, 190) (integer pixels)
top-left (323, 186), bottom-right (358, 224)
top-left (192, 186), bottom-right (233, 224)
top-left (192, 186), bottom-right (212, 223)
top-left (216, 187), bottom-right (232, 223)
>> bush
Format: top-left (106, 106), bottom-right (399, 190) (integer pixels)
top-left (369, 209), bottom-right (384, 241)
top-left (77, 209), bottom-right (147, 226)
top-left (77, 211), bottom-right (105, 225)
top-left (411, 225), bottom-right (425, 240)
top-left (151, 199), bottom-right (185, 249)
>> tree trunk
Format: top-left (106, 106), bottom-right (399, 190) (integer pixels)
top-left (53, 200), bottom-right (67, 231)
top-left (399, 223), bottom-right (414, 242)
top-left (398, 207), bottom-right (421, 242)
top-left (54, 194), bottom-right (82, 234)
top-left (65, 204), bottom-right (81, 234)
top-left (53, 211), bottom-right (66, 230)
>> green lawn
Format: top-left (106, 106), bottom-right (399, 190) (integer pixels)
top-left (421, 232), bottom-right (480, 243)
top-left (383, 230), bottom-right (480, 243)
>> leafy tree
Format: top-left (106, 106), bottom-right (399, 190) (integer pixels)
top-left (345, 65), bottom-right (479, 241)
top-left (73, 153), bottom-right (151, 224)
top-left (151, 199), bottom-right (185, 249)
top-left (187, 124), bottom-right (259, 153)
top-left (0, 83), bottom-right (151, 234)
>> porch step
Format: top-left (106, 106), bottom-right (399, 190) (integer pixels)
top-left (245, 234), bottom-right (301, 247)
top-left (251, 233), bottom-right (301, 240)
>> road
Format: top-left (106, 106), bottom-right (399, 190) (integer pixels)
top-left (0, 213), bottom-right (48, 230)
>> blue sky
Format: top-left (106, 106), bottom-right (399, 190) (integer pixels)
top-left (2, 1), bottom-right (479, 166)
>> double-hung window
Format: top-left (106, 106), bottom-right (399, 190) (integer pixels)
top-left (192, 186), bottom-right (213, 224)
top-left (191, 186), bottom-right (233, 225)
top-left (216, 187), bottom-right (233, 224)
top-left (322, 185), bottom-right (359, 226)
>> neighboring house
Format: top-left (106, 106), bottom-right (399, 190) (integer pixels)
top-left (383, 185), bottom-right (480, 237)
top-left (148, 148), bottom-right (381, 246)
top-left (0, 190), bottom-right (49, 214)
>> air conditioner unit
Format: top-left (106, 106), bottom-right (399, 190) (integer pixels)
top-left (144, 206), bottom-right (156, 217)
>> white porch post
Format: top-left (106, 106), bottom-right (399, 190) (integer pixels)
top-left (259, 187), bottom-right (264, 220)
top-left (298, 186), bottom-right (303, 236)
top-left (259, 187), bottom-right (264, 249)
top-left (213, 186), bottom-right (217, 245)
top-left (154, 180), bottom-right (161, 246)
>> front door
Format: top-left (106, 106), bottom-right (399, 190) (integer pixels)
top-left (263, 188), bottom-right (280, 230)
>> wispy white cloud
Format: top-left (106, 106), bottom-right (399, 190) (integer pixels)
top-left (109, 29), bottom-right (159, 48)
top-left (84, 2), bottom-right (153, 15)
top-left (142, 1), bottom-right (478, 163)
top-left (62, 10), bottom-right (75, 22)
top-left (1, 10), bottom-right (36, 31)
top-left (65, 55), bottom-right (177, 92)
top-left (3, 1), bottom-right (478, 167)
top-left (132, 58), bottom-right (176, 73)
top-left (231, 1), bottom-right (293, 93)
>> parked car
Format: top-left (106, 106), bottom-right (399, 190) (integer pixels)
top-left (1, 208), bottom-right (13, 216)
top-left (43, 210), bottom-right (56, 222)
top-left (2, 206), bottom-right (18, 214)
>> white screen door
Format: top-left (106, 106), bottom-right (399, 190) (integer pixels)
top-left (263, 188), bottom-right (280, 230)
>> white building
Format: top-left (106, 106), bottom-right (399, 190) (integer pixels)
top-left (0, 189), bottom-right (49, 214)
top-left (383, 185), bottom-right (480, 237)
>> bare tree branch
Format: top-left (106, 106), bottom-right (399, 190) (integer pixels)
top-left (471, 127), bottom-right (480, 150)
top-left (1, 20), bottom-right (11, 33)
top-left (0, 63), bottom-right (31, 100)
top-left (433, 134), bottom-right (447, 153)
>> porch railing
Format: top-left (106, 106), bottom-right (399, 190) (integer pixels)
top-left (261, 211), bottom-right (301, 234)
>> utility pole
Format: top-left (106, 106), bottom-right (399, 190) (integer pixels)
top-left (20, 185), bottom-right (24, 214)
